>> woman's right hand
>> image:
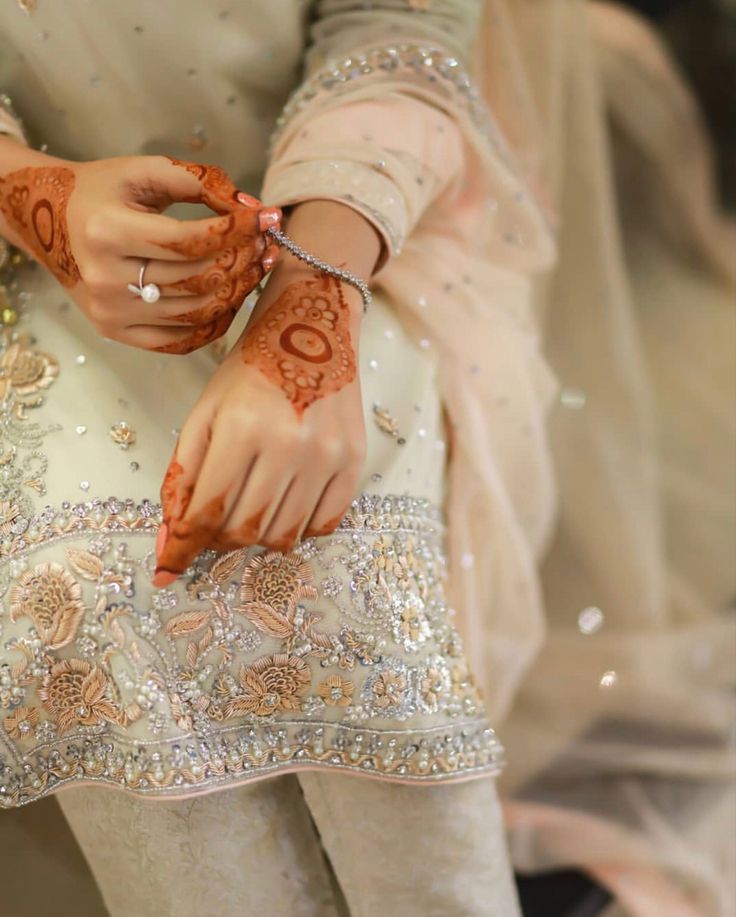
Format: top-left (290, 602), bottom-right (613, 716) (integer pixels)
top-left (0, 147), bottom-right (281, 354)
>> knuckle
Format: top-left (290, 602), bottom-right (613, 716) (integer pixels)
top-left (84, 211), bottom-right (115, 248)
top-left (86, 297), bottom-right (112, 327)
top-left (319, 435), bottom-right (347, 462)
top-left (346, 439), bottom-right (367, 464)
top-left (82, 263), bottom-right (113, 295)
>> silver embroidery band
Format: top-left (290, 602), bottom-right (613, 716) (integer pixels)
top-left (266, 226), bottom-right (372, 313)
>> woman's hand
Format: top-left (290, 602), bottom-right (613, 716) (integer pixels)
top-left (0, 142), bottom-right (280, 354)
top-left (153, 269), bottom-right (367, 584)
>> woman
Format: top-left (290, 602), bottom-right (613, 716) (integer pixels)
top-left (0, 1), bottom-right (553, 914)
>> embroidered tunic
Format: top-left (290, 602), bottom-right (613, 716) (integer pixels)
top-left (0, 0), bottom-right (517, 806)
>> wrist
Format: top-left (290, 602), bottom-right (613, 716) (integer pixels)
top-left (278, 199), bottom-right (381, 280)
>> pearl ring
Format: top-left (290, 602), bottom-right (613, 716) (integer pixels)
top-left (128, 262), bottom-right (161, 304)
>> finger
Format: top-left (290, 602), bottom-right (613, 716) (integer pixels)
top-left (160, 158), bottom-right (246, 213)
top-left (154, 409), bottom-right (214, 587)
top-left (122, 290), bottom-right (236, 327)
top-left (112, 309), bottom-right (237, 354)
top-left (214, 453), bottom-right (299, 551)
top-left (258, 470), bottom-right (333, 552)
top-left (261, 243), bottom-right (279, 274)
top-left (156, 418), bottom-right (259, 577)
top-left (114, 205), bottom-right (279, 262)
top-left (303, 471), bottom-right (358, 538)
top-left (152, 243), bottom-right (265, 298)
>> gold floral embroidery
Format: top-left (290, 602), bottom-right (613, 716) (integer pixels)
top-left (109, 421), bottom-right (137, 449)
top-left (0, 500), bottom-right (22, 535)
top-left (224, 653), bottom-right (312, 718)
top-left (420, 665), bottom-right (446, 708)
top-left (0, 494), bottom-right (504, 806)
top-left (372, 670), bottom-right (407, 711)
top-left (3, 705), bottom-right (38, 739)
top-left (240, 550), bottom-right (318, 618)
top-left (318, 674), bottom-right (354, 707)
top-left (372, 403), bottom-right (400, 438)
top-left (397, 599), bottom-right (430, 644)
top-left (9, 562), bottom-right (85, 650)
top-left (0, 341), bottom-right (58, 397)
top-left (38, 659), bottom-right (123, 734)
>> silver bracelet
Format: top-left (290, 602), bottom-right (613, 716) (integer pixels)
top-left (266, 226), bottom-right (372, 313)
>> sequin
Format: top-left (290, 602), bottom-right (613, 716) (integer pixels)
top-left (578, 606), bottom-right (604, 635)
top-left (599, 670), bottom-right (618, 689)
top-left (560, 387), bottom-right (587, 409)
top-left (109, 421), bottom-right (136, 449)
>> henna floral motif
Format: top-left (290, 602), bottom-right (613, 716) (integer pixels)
top-left (241, 274), bottom-right (356, 418)
top-left (0, 166), bottom-right (81, 286)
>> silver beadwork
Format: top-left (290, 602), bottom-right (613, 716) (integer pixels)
top-left (266, 226), bottom-right (372, 313)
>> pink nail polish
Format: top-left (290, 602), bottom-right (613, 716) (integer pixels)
top-left (237, 191), bottom-right (260, 207)
top-left (153, 568), bottom-right (178, 588)
top-left (262, 255), bottom-right (276, 272)
top-left (258, 210), bottom-right (280, 232)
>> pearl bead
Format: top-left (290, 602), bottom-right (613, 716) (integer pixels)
top-left (141, 283), bottom-right (161, 304)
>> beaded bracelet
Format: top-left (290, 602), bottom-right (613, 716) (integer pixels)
top-left (266, 226), bottom-right (372, 313)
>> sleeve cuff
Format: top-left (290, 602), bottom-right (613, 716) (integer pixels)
top-left (261, 158), bottom-right (408, 269)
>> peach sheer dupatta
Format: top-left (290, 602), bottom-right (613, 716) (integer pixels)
top-left (262, 1), bottom-right (734, 913)
top-left (481, 3), bottom-right (735, 916)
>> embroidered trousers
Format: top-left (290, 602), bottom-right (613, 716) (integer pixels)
top-left (57, 773), bottom-right (521, 917)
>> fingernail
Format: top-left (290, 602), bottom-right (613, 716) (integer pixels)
top-left (258, 209), bottom-right (281, 231)
top-left (237, 191), bottom-right (260, 207)
top-left (262, 254), bottom-right (276, 272)
top-left (153, 568), bottom-right (178, 588)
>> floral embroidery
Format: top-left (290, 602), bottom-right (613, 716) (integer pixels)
top-left (0, 341), bottom-right (58, 397)
top-left (0, 494), bottom-right (503, 806)
top-left (363, 659), bottom-right (410, 718)
top-left (318, 674), bottom-right (354, 707)
top-left (393, 593), bottom-right (431, 651)
top-left (38, 659), bottom-right (123, 734)
top-left (3, 705), bottom-right (38, 739)
top-left (417, 657), bottom-right (451, 714)
top-left (9, 561), bottom-right (84, 650)
top-left (224, 653), bottom-right (312, 717)
top-left (240, 550), bottom-right (317, 616)
top-left (0, 500), bottom-right (22, 535)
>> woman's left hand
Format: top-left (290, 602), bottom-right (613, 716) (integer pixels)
top-left (153, 268), bottom-right (367, 585)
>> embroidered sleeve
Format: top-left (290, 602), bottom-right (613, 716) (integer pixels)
top-left (261, 2), bottom-right (487, 264)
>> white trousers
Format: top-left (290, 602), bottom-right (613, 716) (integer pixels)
top-left (57, 773), bottom-right (521, 917)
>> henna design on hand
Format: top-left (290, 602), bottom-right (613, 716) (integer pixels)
top-left (163, 246), bottom-right (263, 326)
top-left (0, 166), bottom-right (81, 287)
top-left (152, 307), bottom-right (238, 355)
top-left (166, 158), bottom-right (241, 211)
top-left (156, 491), bottom-right (227, 577)
top-left (241, 274), bottom-right (356, 418)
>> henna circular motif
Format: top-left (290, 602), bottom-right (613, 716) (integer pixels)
top-left (279, 323), bottom-right (333, 364)
top-left (31, 199), bottom-right (55, 252)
